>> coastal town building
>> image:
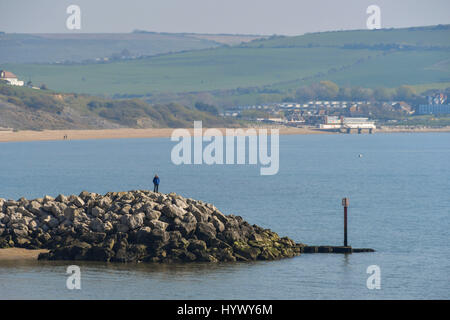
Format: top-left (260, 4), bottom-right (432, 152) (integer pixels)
top-left (0, 70), bottom-right (24, 86)
top-left (416, 104), bottom-right (450, 115)
top-left (416, 93), bottom-right (450, 115)
top-left (392, 102), bottom-right (414, 114)
top-left (318, 115), bottom-right (376, 133)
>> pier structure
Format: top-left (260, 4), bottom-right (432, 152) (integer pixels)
top-left (319, 116), bottom-right (376, 134)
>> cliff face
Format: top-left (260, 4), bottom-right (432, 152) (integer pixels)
top-left (0, 84), bottom-right (235, 131)
top-left (0, 190), bottom-right (304, 263)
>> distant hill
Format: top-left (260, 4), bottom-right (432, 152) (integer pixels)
top-left (0, 32), bottom-right (263, 64)
top-left (0, 84), bottom-right (235, 130)
top-left (2, 25), bottom-right (449, 104)
top-left (241, 24), bottom-right (450, 48)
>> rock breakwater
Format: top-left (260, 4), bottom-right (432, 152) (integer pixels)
top-left (0, 190), bottom-right (304, 263)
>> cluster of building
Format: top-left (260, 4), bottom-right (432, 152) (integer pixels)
top-left (222, 101), bottom-right (370, 119)
top-left (221, 102), bottom-right (379, 132)
top-left (416, 93), bottom-right (450, 115)
top-left (224, 92), bottom-right (450, 128)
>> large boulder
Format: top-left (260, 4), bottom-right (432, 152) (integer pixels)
top-left (162, 204), bottom-right (186, 219)
top-left (148, 219), bottom-right (168, 231)
top-left (120, 213), bottom-right (144, 230)
top-left (89, 218), bottom-right (104, 232)
top-left (72, 196), bottom-right (85, 208)
top-left (196, 222), bottom-right (217, 242)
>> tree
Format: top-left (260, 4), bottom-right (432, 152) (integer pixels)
top-left (337, 87), bottom-right (352, 100)
top-left (374, 87), bottom-right (392, 101)
top-left (317, 81), bottom-right (339, 100)
top-left (194, 102), bottom-right (219, 115)
top-left (295, 86), bottom-right (316, 102)
top-left (350, 87), bottom-right (368, 100)
top-left (395, 85), bottom-right (415, 101)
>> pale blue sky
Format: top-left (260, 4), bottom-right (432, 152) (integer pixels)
top-left (1, 0), bottom-right (449, 35)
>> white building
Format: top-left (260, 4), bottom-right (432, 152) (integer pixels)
top-left (319, 116), bottom-right (376, 131)
top-left (0, 70), bottom-right (24, 86)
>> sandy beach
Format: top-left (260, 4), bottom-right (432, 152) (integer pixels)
top-left (0, 126), bottom-right (448, 143)
top-left (0, 126), bottom-right (331, 143)
top-left (376, 126), bottom-right (450, 133)
top-left (0, 248), bottom-right (48, 261)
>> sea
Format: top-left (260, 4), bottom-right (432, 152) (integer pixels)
top-left (0, 132), bottom-right (449, 299)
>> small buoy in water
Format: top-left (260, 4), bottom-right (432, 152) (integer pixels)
top-left (358, 154), bottom-right (363, 158)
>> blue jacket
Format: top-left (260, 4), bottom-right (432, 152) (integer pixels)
top-left (153, 177), bottom-right (160, 185)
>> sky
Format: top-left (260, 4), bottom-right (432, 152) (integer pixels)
top-left (1, 0), bottom-right (450, 35)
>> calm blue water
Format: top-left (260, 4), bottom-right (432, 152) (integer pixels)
top-left (0, 133), bottom-right (449, 299)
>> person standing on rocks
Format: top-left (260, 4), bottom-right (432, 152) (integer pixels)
top-left (153, 174), bottom-right (160, 193)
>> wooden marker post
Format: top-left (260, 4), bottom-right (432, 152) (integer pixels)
top-left (342, 198), bottom-right (349, 247)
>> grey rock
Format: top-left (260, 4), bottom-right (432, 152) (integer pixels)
top-left (47, 217), bottom-right (60, 228)
top-left (189, 205), bottom-right (209, 223)
top-left (136, 227), bottom-right (152, 244)
top-left (28, 219), bottom-right (39, 231)
top-left (172, 198), bottom-right (188, 209)
top-left (188, 239), bottom-right (207, 251)
top-left (89, 218), bottom-right (104, 232)
top-left (150, 229), bottom-right (170, 243)
top-left (73, 196), bottom-right (85, 208)
top-left (13, 228), bottom-right (28, 238)
top-left (145, 209), bottom-right (161, 221)
top-left (6, 200), bottom-right (19, 207)
top-left (91, 206), bottom-right (104, 218)
top-left (28, 201), bottom-right (42, 215)
top-left (55, 194), bottom-right (68, 203)
top-left (120, 213), bottom-right (144, 230)
top-left (98, 197), bottom-right (112, 209)
top-left (212, 216), bottom-right (225, 232)
top-left (212, 210), bottom-right (228, 224)
top-left (162, 204), bottom-right (186, 219)
top-left (43, 195), bottom-right (54, 203)
top-left (119, 205), bottom-right (132, 215)
top-left (148, 219), bottom-right (168, 231)
top-left (116, 223), bottom-right (129, 233)
top-left (64, 206), bottom-right (81, 221)
top-left (196, 222), bottom-right (217, 241)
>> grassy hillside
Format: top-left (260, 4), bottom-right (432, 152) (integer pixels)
top-left (2, 25), bottom-right (449, 101)
top-left (5, 47), bottom-right (376, 95)
top-left (0, 32), bottom-right (220, 64)
top-left (272, 50), bottom-right (450, 90)
top-left (0, 32), bottom-right (265, 64)
top-left (0, 84), bottom-right (235, 130)
top-left (242, 25), bottom-right (450, 48)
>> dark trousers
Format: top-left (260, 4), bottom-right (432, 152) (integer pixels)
top-left (153, 184), bottom-right (159, 192)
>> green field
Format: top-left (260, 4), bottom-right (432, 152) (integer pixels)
top-left (272, 50), bottom-right (450, 90)
top-left (5, 47), bottom-right (378, 94)
top-left (242, 25), bottom-right (450, 48)
top-left (3, 25), bottom-right (450, 99)
top-left (0, 32), bottom-right (222, 64)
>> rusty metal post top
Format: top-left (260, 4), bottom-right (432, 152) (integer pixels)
top-left (342, 198), bottom-right (349, 207)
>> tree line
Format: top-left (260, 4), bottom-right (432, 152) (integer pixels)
top-left (293, 81), bottom-right (425, 103)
